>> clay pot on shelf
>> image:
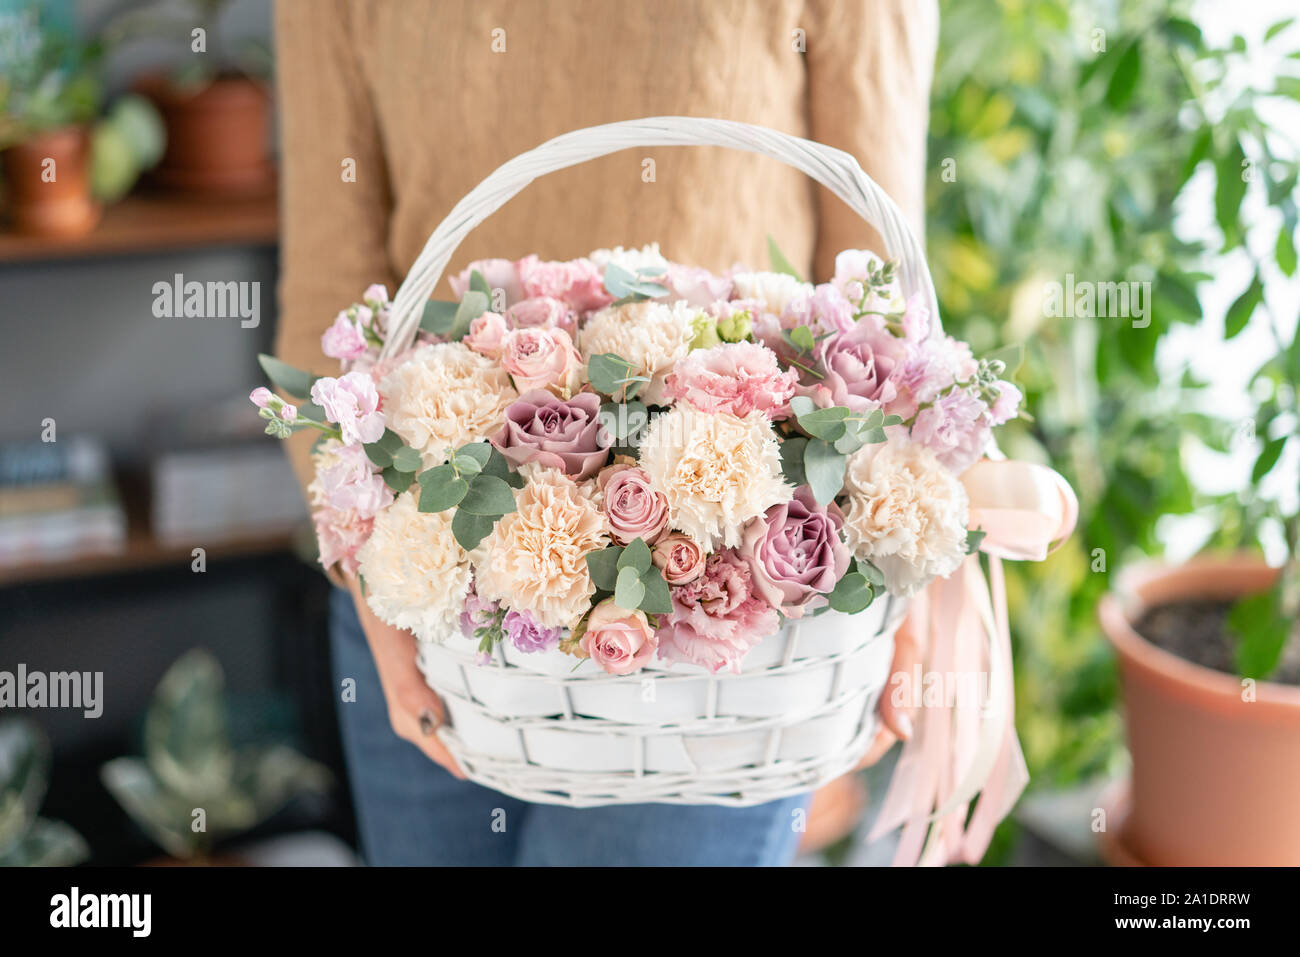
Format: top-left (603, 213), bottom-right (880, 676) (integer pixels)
top-left (1, 126), bottom-right (101, 237)
top-left (1098, 555), bottom-right (1300, 866)
top-left (134, 72), bottom-right (273, 197)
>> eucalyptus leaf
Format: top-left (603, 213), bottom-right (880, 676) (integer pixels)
top-left (257, 354), bottom-right (315, 400)
top-left (586, 546), bottom-right (624, 592)
top-left (639, 566), bottom-right (673, 615)
top-left (390, 445), bottom-right (423, 473)
top-left (459, 474), bottom-right (517, 516)
top-left (618, 537), bottom-right (653, 575)
top-left (452, 509), bottom-right (498, 551)
top-left (803, 439), bottom-right (847, 505)
top-left (418, 465), bottom-right (468, 512)
top-left (766, 234), bottom-right (803, 281)
top-left (614, 565), bottom-right (646, 610)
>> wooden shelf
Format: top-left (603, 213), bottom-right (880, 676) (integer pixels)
top-left (0, 188), bottom-right (278, 264)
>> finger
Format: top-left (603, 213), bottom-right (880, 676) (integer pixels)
top-left (856, 726), bottom-right (897, 770)
top-left (394, 684), bottom-right (466, 779)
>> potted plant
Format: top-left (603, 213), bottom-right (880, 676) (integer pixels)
top-left (100, 649), bottom-right (332, 865)
top-left (1099, 306), bottom-right (1300, 866)
top-left (0, 720), bottom-right (90, 866)
top-left (103, 0), bottom-right (273, 196)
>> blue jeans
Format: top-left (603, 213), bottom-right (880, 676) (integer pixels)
top-left (328, 587), bottom-right (810, 865)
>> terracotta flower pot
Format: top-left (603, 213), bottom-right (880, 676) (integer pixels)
top-left (1, 126), bottom-right (101, 237)
top-left (135, 72), bottom-right (273, 196)
top-left (1099, 555), bottom-right (1300, 865)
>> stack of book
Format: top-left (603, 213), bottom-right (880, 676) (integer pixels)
top-left (0, 437), bottom-right (127, 568)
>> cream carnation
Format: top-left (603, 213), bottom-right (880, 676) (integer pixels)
top-left (578, 300), bottom-right (695, 404)
top-left (356, 489), bottom-right (473, 642)
top-left (638, 407), bottom-right (792, 550)
top-left (471, 467), bottom-right (609, 629)
top-left (840, 438), bottom-right (970, 597)
top-left (730, 271), bottom-right (814, 314)
top-left (379, 342), bottom-right (516, 467)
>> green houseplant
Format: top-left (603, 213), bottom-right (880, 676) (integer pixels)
top-left (0, 720), bottom-right (89, 866)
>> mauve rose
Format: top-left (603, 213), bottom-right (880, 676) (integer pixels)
top-left (801, 317), bottom-right (908, 414)
top-left (580, 599), bottom-right (658, 675)
top-left (739, 486), bottom-right (850, 617)
top-left (491, 389), bottom-right (610, 480)
top-left (463, 311), bottom-right (509, 359)
top-left (651, 532), bottom-right (706, 585)
top-left (500, 326), bottom-right (584, 397)
top-left (506, 296), bottom-right (578, 337)
top-left (597, 464), bottom-right (669, 545)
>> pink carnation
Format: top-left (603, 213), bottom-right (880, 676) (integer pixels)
top-left (657, 550), bottom-right (780, 673)
top-left (663, 264), bottom-right (733, 306)
top-left (310, 371), bottom-right (385, 446)
top-left (517, 255), bottom-right (613, 314)
top-left (889, 335), bottom-right (978, 419)
top-left (314, 506), bottom-right (373, 576)
top-left (910, 387), bottom-right (991, 474)
top-left (322, 312), bottom-right (368, 361)
top-left (317, 443), bottom-right (393, 517)
top-left (662, 342), bottom-right (798, 419)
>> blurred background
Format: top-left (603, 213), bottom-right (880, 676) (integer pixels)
top-left (1, 0), bottom-right (1297, 866)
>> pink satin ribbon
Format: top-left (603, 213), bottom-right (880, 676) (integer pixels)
top-left (869, 458), bottom-right (1077, 866)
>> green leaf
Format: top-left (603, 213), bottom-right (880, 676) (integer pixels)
top-left (789, 325), bottom-right (815, 353)
top-left (257, 354), bottom-right (315, 399)
top-left (482, 447), bottom-right (524, 488)
top-left (469, 269), bottom-right (491, 297)
top-left (417, 465), bottom-right (468, 513)
top-left (766, 235), bottom-right (803, 282)
top-left (796, 405), bottom-right (850, 442)
top-left (639, 566), bottom-right (673, 615)
top-left (599, 401), bottom-right (649, 443)
top-left (984, 344), bottom-right (1024, 379)
top-left (382, 467), bottom-right (415, 493)
top-left (1274, 76), bottom-right (1300, 102)
top-left (803, 439), bottom-right (847, 505)
top-left (1224, 276), bottom-right (1262, 338)
top-left (1228, 588), bottom-right (1290, 680)
top-left (451, 509), bottom-right (497, 551)
top-left (1179, 128), bottom-right (1212, 189)
top-left (618, 537), bottom-right (653, 575)
top-left (614, 565), bottom-right (646, 611)
top-left (363, 442), bottom-right (393, 468)
top-left (1251, 436), bottom-right (1287, 483)
top-left (390, 445), bottom-right (422, 473)
top-left (1215, 139), bottom-right (1248, 246)
top-left (1276, 225), bottom-right (1297, 277)
top-left (459, 474), bottom-right (517, 516)
top-left (827, 571), bottom-right (875, 614)
top-left (858, 561), bottom-right (885, 588)
top-left (966, 528), bottom-right (987, 554)
top-left (779, 436), bottom-right (808, 487)
top-left (1104, 41), bottom-right (1141, 110)
top-left (453, 453), bottom-right (483, 475)
top-left (451, 290), bottom-right (490, 339)
top-left (604, 262), bottom-right (668, 301)
top-left (586, 547), bottom-right (624, 592)
top-left (588, 353), bottom-right (642, 399)
top-left (419, 300), bottom-right (459, 335)
top-left (1265, 17), bottom-right (1295, 43)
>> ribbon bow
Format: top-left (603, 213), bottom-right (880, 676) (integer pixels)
top-left (869, 458), bottom-right (1077, 866)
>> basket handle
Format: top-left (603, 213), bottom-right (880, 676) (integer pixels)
top-left (381, 116), bottom-right (939, 358)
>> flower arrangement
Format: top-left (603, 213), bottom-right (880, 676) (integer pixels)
top-left (254, 244), bottom-right (1023, 676)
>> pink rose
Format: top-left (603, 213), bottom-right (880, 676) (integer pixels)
top-left (500, 326), bottom-right (584, 397)
top-left (449, 258), bottom-right (523, 306)
top-left (738, 487), bottom-right (850, 617)
top-left (321, 311), bottom-right (369, 361)
top-left (490, 390), bottom-right (610, 480)
top-left (662, 341), bottom-right (798, 419)
top-left (518, 255), bottom-right (613, 314)
top-left (505, 296), bottom-right (578, 337)
top-left (800, 317), bottom-right (907, 414)
top-left (657, 550), bottom-right (780, 673)
top-left (310, 371), bottom-right (386, 446)
top-left (597, 464), bottom-right (669, 545)
top-left (464, 311), bottom-right (509, 359)
top-left (651, 532), bottom-right (706, 585)
top-left (580, 599), bottom-right (658, 675)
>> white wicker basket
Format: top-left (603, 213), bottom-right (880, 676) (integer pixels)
top-left (381, 117), bottom-right (943, 807)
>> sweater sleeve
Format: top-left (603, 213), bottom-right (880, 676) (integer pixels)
top-left (273, 0), bottom-right (399, 498)
top-left (803, 0), bottom-right (939, 280)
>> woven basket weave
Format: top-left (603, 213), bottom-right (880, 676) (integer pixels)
top-left (380, 117), bottom-right (941, 807)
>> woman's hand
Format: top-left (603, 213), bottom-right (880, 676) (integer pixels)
top-left (345, 575), bottom-right (466, 779)
top-left (857, 612), bottom-right (921, 769)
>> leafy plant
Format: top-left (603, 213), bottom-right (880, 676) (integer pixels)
top-left (0, 720), bottom-right (89, 866)
top-left (98, 0), bottom-right (273, 89)
top-left (100, 650), bottom-right (331, 861)
top-left (0, 6), bottom-right (103, 148)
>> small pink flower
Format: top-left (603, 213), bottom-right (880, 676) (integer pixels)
top-left (310, 371), bottom-right (386, 446)
top-left (249, 387), bottom-right (273, 409)
top-left (279, 403), bottom-right (298, 422)
top-left (449, 259), bottom-right (523, 305)
top-left (464, 311), bottom-right (509, 359)
top-left (505, 296), bottom-right (578, 337)
top-left (314, 506), bottom-right (373, 576)
top-left (651, 533), bottom-right (706, 585)
top-left (500, 326), bottom-right (584, 397)
top-left (518, 255), bottom-right (613, 314)
top-left (988, 380), bottom-right (1022, 426)
top-left (597, 464), bottom-right (669, 545)
top-left (663, 264), bottom-right (732, 306)
top-left (657, 550), bottom-right (779, 673)
top-left (318, 444), bottom-right (393, 517)
top-left (580, 599), bottom-right (658, 675)
top-left (663, 341), bottom-right (798, 419)
top-left (910, 388), bottom-right (991, 474)
top-left (322, 311), bottom-right (369, 361)
top-left (362, 284), bottom-right (390, 307)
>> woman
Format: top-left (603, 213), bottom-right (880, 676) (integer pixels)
top-left (274, 0), bottom-right (938, 865)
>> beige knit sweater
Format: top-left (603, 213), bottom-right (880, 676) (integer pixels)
top-left (273, 0), bottom-right (938, 492)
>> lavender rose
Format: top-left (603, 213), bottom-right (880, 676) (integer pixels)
top-left (597, 463), bottom-right (669, 545)
top-left (801, 317), bottom-right (908, 414)
top-left (739, 486), bottom-right (851, 617)
top-left (490, 389), bottom-right (610, 480)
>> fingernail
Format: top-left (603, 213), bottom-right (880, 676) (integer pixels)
top-left (418, 708), bottom-right (440, 735)
top-left (896, 713), bottom-right (914, 741)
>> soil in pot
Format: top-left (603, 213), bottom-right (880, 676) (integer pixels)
top-left (1134, 598), bottom-right (1300, 686)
